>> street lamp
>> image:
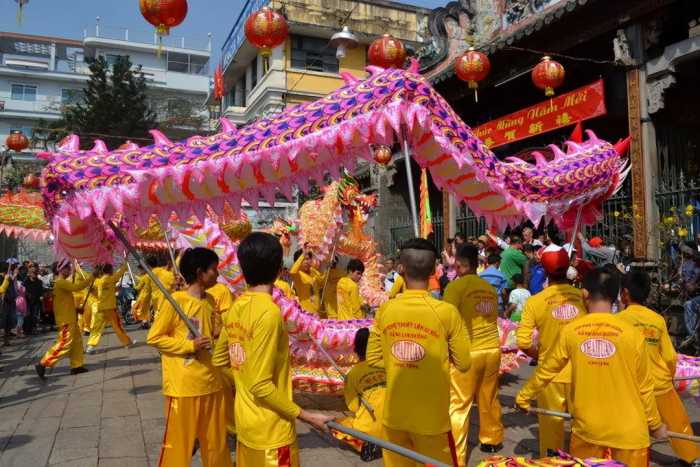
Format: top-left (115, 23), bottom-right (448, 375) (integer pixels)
top-left (329, 26), bottom-right (359, 60)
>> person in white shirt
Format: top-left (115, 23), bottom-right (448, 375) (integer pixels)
top-left (506, 273), bottom-right (530, 322)
top-left (383, 257), bottom-right (398, 292)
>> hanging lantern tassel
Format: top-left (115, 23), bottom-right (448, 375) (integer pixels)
top-left (245, 6), bottom-right (289, 73)
top-left (454, 48), bottom-right (491, 104)
top-left (469, 80), bottom-right (479, 103)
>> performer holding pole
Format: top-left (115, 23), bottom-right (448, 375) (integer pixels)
top-left (516, 267), bottom-right (667, 467)
top-left (366, 238), bottom-right (471, 467)
top-left (516, 244), bottom-right (587, 456)
top-left (443, 244), bottom-right (503, 465)
top-left (618, 271), bottom-right (700, 462)
top-left (212, 233), bottom-right (333, 467)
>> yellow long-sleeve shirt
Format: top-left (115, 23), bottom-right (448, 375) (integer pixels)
top-left (343, 360), bottom-right (386, 437)
top-left (323, 268), bottom-right (345, 318)
top-left (213, 291), bottom-right (300, 450)
top-left (618, 304), bottom-right (677, 396)
top-left (53, 275), bottom-right (93, 325)
top-left (289, 254), bottom-right (322, 314)
top-left (207, 282), bottom-right (234, 336)
top-left (517, 313), bottom-right (662, 450)
top-left (151, 267), bottom-right (175, 315)
top-left (96, 263), bottom-right (127, 311)
top-left (516, 283), bottom-right (587, 383)
top-left (367, 289), bottom-right (471, 435)
top-left (135, 274), bottom-right (152, 305)
top-left (336, 277), bottom-right (363, 320)
top-left (147, 290), bottom-right (223, 398)
top-left (274, 279), bottom-right (294, 299)
top-left (443, 274), bottom-right (499, 351)
top-left (0, 274), bottom-right (10, 295)
top-left (387, 274), bottom-right (405, 299)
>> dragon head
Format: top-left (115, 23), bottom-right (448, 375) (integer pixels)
top-left (336, 172), bottom-right (377, 222)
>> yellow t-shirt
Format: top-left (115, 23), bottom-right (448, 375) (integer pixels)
top-left (274, 279), bottom-right (294, 299)
top-left (517, 313), bottom-right (662, 450)
top-left (516, 283), bottom-right (587, 383)
top-left (387, 275), bottom-right (405, 299)
top-left (366, 289), bottom-right (471, 435)
top-left (617, 304), bottom-right (677, 396)
top-left (289, 254), bottom-right (322, 315)
top-left (53, 275), bottom-right (93, 325)
top-left (96, 264), bottom-right (127, 311)
top-left (443, 274), bottom-right (499, 351)
top-left (344, 360), bottom-right (386, 437)
top-left (213, 291), bottom-right (300, 450)
top-left (151, 267), bottom-right (175, 315)
top-left (336, 276), bottom-right (363, 320)
top-left (207, 282), bottom-right (234, 336)
top-left (146, 290), bottom-right (223, 398)
top-left (322, 268), bottom-right (345, 319)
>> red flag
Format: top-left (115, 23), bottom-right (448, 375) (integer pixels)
top-left (214, 64), bottom-right (224, 101)
top-left (569, 122), bottom-right (583, 143)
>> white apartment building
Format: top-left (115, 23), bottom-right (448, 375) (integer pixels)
top-left (0, 22), bottom-right (212, 151)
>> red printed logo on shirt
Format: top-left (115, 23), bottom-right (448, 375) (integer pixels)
top-left (552, 304), bottom-right (579, 321)
top-left (475, 301), bottom-right (496, 315)
top-left (391, 340), bottom-right (426, 362)
top-left (580, 338), bottom-right (616, 359)
top-left (228, 343), bottom-right (246, 367)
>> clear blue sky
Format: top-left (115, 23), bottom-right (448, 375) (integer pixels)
top-left (0, 0), bottom-right (447, 63)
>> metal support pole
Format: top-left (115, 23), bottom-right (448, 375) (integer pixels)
top-left (163, 227), bottom-right (181, 278)
top-left (318, 242), bottom-right (339, 310)
top-left (310, 337), bottom-right (374, 416)
top-left (401, 135), bottom-right (420, 238)
top-left (108, 221), bottom-right (200, 338)
top-left (326, 421), bottom-right (450, 467)
top-left (566, 205), bottom-right (584, 259)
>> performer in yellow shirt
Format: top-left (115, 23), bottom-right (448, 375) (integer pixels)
top-left (213, 233), bottom-right (333, 467)
top-left (619, 270), bottom-right (700, 462)
top-left (290, 249), bottom-right (323, 315)
top-left (516, 243), bottom-right (587, 456)
top-left (133, 257), bottom-right (159, 328)
top-left (367, 238), bottom-right (471, 467)
top-left (517, 267), bottom-right (667, 467)
top-left (274, 278), bottom-right (294, 299)
top-left (443, 244), bottom-right (503, 465)
top-left (387, 273), bottom-right (405, 299)
top-left (336, 259), bottom-right (365, 320)
top-left (147, 247), bottom-right (232, 467)
top-left (86, 262), bottom-right (133, 353)
top-left (74, 263), bottom-right (101, 335)
top-left (151, 261), bottom-right (176, 319)
top-left (35, 260), bottom-right (93, 380)
top-left (322, 261), bottom-right (345, 319)
top-left (332, 327), bottom-right (385, 461)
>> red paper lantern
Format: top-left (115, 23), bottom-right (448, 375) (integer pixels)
top-left (139, 0), bottom-right (188, 37)
top-left (455, 48), bottom-right (491, 89)
top-left (23, 173), bottom-right (39, 189)
top-left (373, 145), bottom-right (392, 166)
top-left (368, 34), bottom-right (406, 69)
top-left (6, 131), bottom-right (29, 152)
top-left (245, 6), bottom-right (289, 57)
top-left (531, 56), bottom-right (565, 97)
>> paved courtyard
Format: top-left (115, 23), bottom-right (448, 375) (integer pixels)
top-left (0, 325), bottom-right (694, 466)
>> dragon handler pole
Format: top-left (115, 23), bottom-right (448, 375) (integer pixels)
top-left (401, 132), bottom-right (420, 238)
top-left (326, 421), bottom-right (451, 467)
top-left (108, 221), bottom-right (201, 339)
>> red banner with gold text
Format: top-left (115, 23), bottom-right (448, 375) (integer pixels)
top-left (473, 80), bottom-right (606, 149)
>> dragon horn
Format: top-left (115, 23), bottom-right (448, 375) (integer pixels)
top-left (564, 141), bottom-right (583, 154)
top-left (91, 139), bottom-right (108, 153)
top-left (57, 134), bottom-right (80, 152)
top-left (220, 117), bottom-right (236, 133)
top-left (149, 130), bottom-right (173, 147)
top-left (547, 144), bottom-right (567, 160)
top-left (584, 129), bottom-right (601, 142)
top-left (531, 151), bottom-right (548, 168)
top-left (408, 58), bottom-right (420, 74)
top-left (340, 71), bottom-right (359, 85)
top-left (614, 136), bottom-right (631, 156)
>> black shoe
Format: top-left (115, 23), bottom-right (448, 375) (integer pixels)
top-left (192, 439), bottom-right (199, 457)
top-left (360, 442), bottom-right (382, 462)
top-left (83, 331), bottom-right (90, 337)
top-left (480, 443), bottom-right (503, 453)
top-left (34, 363), bottom-right (46, 380)
top-left (70, 366), bottom-right (89, 375)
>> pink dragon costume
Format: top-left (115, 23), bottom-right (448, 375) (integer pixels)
top-left (39, 60), bottom-right (633, 392)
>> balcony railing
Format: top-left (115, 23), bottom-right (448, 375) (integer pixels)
top-left (85, 20), bottom-right (212, 52)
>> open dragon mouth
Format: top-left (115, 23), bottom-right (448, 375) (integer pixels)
top-left (40, 60), bottom-right (628, 263)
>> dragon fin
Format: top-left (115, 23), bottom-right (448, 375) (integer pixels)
top-left (149, 130), bottom-right (173, 147)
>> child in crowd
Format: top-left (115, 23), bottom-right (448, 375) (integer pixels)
top-left (213, 233), bottom-right (332, 467)
top-left (147, 247), bottom-right (232, 467)
top-left (516, 244), bottom-right (587, 456)
top-left (618, 271), bottom-right (700, 462)
top-left (337, 259), bottom-right (365, 320)
top-left (517, 267), bottom-right (667, 467)
top-left (367, 238), bottom-right (471, 467)
top-left (332, 327), bottom-right (385, 461)
top-left (506, 273), bottom-right (530, 322)
top-left (444, 244), bottom-right (503, 465)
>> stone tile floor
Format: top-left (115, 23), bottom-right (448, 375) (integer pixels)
top-left (0, 326), bottom-right (693, 466)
